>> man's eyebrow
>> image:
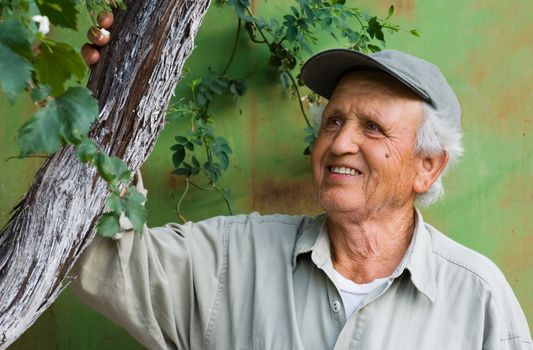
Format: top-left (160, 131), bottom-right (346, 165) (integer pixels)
top-left (323, 106), bottom-right (345, 116)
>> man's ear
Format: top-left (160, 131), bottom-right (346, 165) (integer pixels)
top-left (413, 151), bottom-right (449, 194)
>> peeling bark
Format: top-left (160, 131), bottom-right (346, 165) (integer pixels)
top-left (0, 0), bottom-right (211, 347)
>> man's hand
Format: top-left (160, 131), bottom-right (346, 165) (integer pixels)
top-left (81, 12), bottom-right (114, 66)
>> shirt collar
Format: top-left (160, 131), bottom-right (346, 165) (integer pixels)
top-left (292, 209), bottom-right (437, 303)
top-left (392, 209), bottom-right (437, 302)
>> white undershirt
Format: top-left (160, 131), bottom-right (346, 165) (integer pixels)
top-left (332, 269), bottom-right (390, 319)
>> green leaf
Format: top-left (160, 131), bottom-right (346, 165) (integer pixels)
top-left (0, 43), bottom-right (32, 102)
top-left (106, 193), bottom-right (122, 213)
top-left (367, 44), bottom-right (381, 53)
top-left (174, 136), bottom-right (188, 144)
top-left (0, 19), bottom-right (33, 58)
top-left (218, 152), bottom-right (229, 171)
top-left (19, 87), bottom-right (98, 153)
top-left (94, 154), bottom-right (130, 182)
top-left (36, 0), bottom-right (79, 30)
top-left (172, 167), bottom-right (191, 176)
top-left (409, 29), bottom-right (420, 37)
top-left (76, 138), bottom-right (99, 162)
top-left (172, 144), bottom-right (186, 168)
top-left (31, 85), bottom-right (52, 103)
top-left (17, 103), bottom-right (62, 154)
top-left (0, 19), bottom-right (33, 102)
top-left (110, 157), bottom-right (131, 182)
top-left (191, 156), bottom-right (199, 168)
top-left (97, 212), bottom-right (121, 237)
top-left (386, 5), bottom-right (394, 19)
top-left (123, 187), bottom-right (147, 233)
top-left (34, 40), bottom-right (86, 95)
top-left (95, 153), bottom-right (115, 182)
top-left (55, 87), bottom-right (98, 143)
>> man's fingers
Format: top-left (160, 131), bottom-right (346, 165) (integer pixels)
top-left (97, 11), bottom-right (114, 29)
top-left (81, 43), bottom-right (101, 66)
top-left (87, 26), bottom-right (110, 46)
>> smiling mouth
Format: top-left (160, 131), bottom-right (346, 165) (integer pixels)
top-left (328, 166), bottom-right (362, 176)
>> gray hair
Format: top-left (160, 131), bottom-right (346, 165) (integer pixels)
top-left (414, 103), bottom-right (464, 207)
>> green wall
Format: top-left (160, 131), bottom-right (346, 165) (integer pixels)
top-left (2, 0), bottom-right (531, 348)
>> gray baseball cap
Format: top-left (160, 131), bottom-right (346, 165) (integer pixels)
top-left (301, 48), bottom-right (461, 128)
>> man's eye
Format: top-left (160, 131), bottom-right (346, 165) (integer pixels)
top-left (364, 121), bottom-right (383, 133)
top-left (324, 117), bottom-right (343, 129)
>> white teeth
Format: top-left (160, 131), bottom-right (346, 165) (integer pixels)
top-left (331, 166), bottom-right (361, 176)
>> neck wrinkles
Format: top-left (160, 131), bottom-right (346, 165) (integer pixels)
top-left (327, 206), bottom-right (416, 283)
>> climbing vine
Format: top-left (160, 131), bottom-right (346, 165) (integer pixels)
top-left (168, 0), bottom-right (418, 221)
top-left (1, 0), bottom-right (417, 229)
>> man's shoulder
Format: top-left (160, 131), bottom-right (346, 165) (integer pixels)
top-left (425, 222), bottom-right (507, 290)
top-left (167, 212), bottom-right (320, 243)
top-left (425, 223), bottom-right (532, 343)
top-left (194, 212), bottom-right (316, 229)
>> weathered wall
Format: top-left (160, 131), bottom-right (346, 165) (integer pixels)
top-left (1, 0), bottom-right (531, 347)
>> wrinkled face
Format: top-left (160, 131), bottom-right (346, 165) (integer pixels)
top-left (311, 71), bottom-right (425, 217)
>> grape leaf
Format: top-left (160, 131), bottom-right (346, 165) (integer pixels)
top-left (0, 43), bottom-right (32, 102)
top-left (122, 187), bottom-right (147, 233)
top-left (17, 103), bottom-right (63, 154)
top-left (76, 138), bottom-right (99, 162)
top-left (106, 193), bottom-right (122, 213)
top-left (0, 20), bottom-right (33, 102)
top-left (34, 40), bottom-right (86, 95)
top-left (0, 19), bottom-right (33, 58)
top-left (110, 157), bottom-right (131, 182)
top-left (17, 87), bottom-right (98, 155)
top-left (31, 84), bottom-right (52, 103)
top-left (97, 212), bottom-right (121, 237)
top-left (94, 153), bottom-right (115, 181)
top-left (53, 87), bottom-right (99, 143)
top-left (35, 0), bottom-right (79, 30)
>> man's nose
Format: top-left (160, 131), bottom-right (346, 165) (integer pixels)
top-left (329, 123), bottom-right (362, 155)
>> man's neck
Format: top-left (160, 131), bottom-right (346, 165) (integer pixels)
top-left (327, 205), bottom-right (416, 284)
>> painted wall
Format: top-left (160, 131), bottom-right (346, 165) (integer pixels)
top-left (2, 0), bottom-right (531, 348)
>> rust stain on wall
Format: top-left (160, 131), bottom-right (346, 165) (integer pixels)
top-left (253, 177), bottom-right (322, 215)
top-left (387, 0), bottom-right (416, 17)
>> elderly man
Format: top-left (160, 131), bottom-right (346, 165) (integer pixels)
top-left (76, 42), bottom-right (532, 350)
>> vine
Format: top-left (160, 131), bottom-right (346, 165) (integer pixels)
top-left (168, 0), bottom-right (418, 222)
top-left (1, 0), bottom-right (418, 229)
top-left (0, 0), bottom-right (145, 236)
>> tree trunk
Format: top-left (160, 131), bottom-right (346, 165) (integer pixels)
top-left (0, 0), bottom-right (211, 347)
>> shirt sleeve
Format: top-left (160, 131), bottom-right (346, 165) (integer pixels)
top-left (482, 277), bottom-right (533, 350)
top-left (70, 219), bottom-right (226, 350)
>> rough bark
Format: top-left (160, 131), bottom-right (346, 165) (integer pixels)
top-left (0, 0), bottom-right (211, 347)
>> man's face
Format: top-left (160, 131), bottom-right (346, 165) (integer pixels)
top-left (311, 71), bottom-right (425, 217)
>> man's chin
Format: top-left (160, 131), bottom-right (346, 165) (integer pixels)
top-left (318, 192), bottom-right (364, 214)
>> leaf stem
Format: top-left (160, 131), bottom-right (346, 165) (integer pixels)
top-left (5, 155), bottom-right (50, 162)
top-left (213, 184), bottom-right (234, 215)
top-left (245, 7), bottom-right (272, 47)
top-left (189, 179), bottom-right (211, 191)
top-left (176, 177), bottom-right (190, 223)
top-left (221, 18), bottom-right (242, 76)
top-left (286, 71), bottom-right (311, 127)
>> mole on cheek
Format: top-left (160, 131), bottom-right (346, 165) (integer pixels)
top-left (385, 153), bottom-right (390, 158)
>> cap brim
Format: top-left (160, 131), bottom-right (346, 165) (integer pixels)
top-left (301, 49), bottom-right (431, 102)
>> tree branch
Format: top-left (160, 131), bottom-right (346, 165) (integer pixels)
top-left (0, 0), bottom-right (211, 347)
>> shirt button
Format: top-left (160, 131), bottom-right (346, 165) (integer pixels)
top-left (332, 300), bottom-right (341, 313)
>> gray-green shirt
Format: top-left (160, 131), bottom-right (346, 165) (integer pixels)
top-left (71, 211), bottom-right (532, 349)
